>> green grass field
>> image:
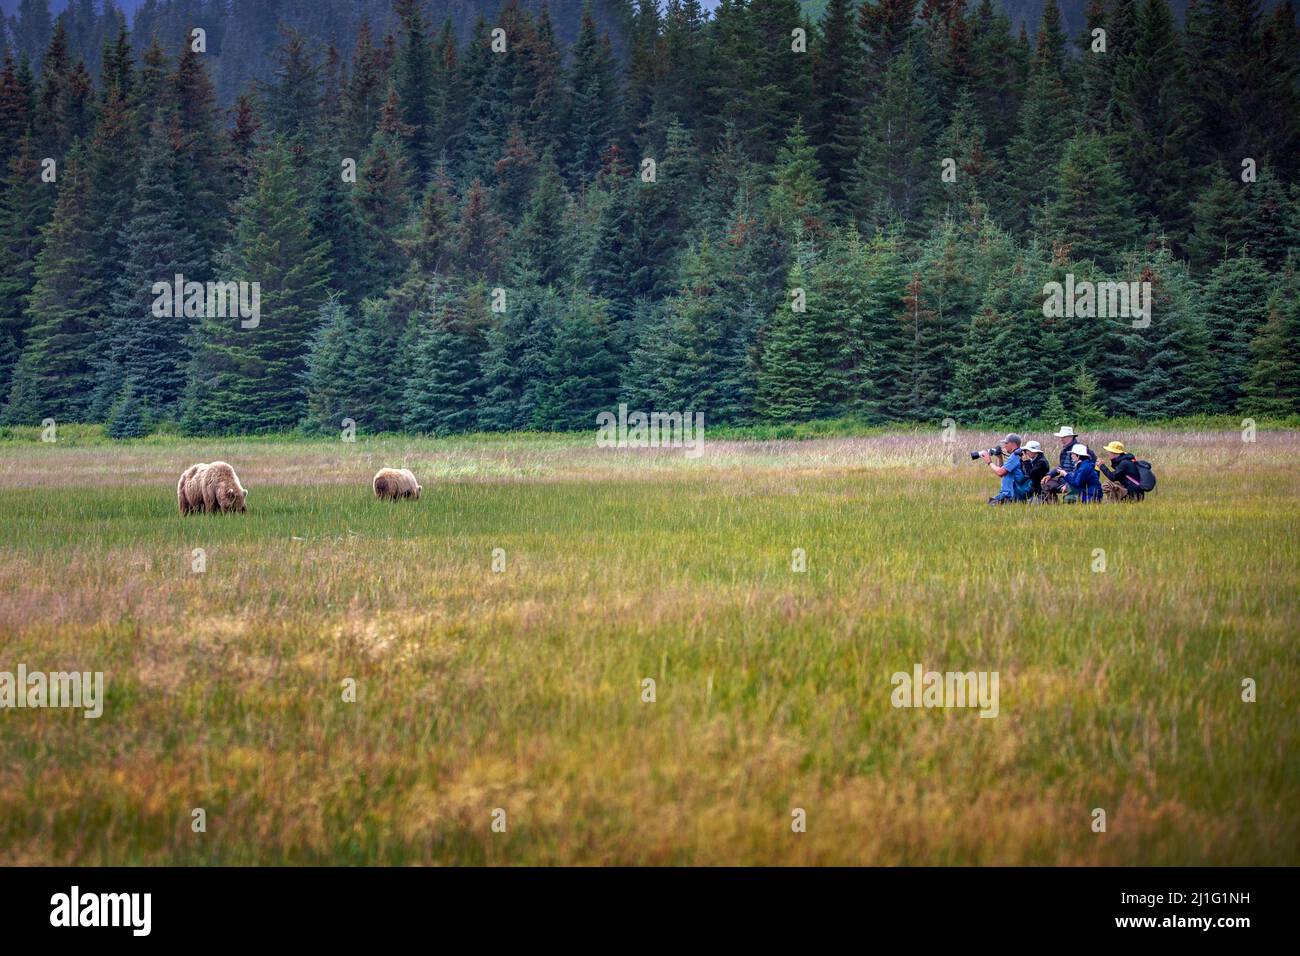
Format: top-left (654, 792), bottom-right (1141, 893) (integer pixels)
top-left (1, 427), bottom-right (1297, 865)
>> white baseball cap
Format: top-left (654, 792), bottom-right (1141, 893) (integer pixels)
top-left (1054, 426), bottom-right (1076, 438)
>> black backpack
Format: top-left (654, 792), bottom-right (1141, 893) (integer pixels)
top-left (1134, 460), bottom-right (1156, 492)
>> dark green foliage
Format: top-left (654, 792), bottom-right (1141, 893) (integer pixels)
top-left (1243, 265), bottom-right (1300, 417)
top-left (2, 144), bottom-right (98, 423)
top-left (183, 138), bottom-right (331, 434)
top-left (403, 283), bottom-right (487, 435)
top-left (1042, 131), bottom-right (1140, 271)
top-left (852, 40), bottom-right (941, 231)
top-left (0, 0), bottom-right (1293, 436)
top-left (95, 109), bottom-right (205, 419)
top-left (0, 136), bottom-right (52, 402)
top-left (304, 296), bottom-right (404, 435)
top-left (531, 291), bottom-right (620, 430)
top-left (1202, 254), bottom-right (1272, 411)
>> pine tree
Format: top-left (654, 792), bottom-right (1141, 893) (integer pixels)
top-left (308, 144), bottom-right (372, 306)
top-left (1106, 250), bottom-right (1214, 418)
top-left (342, 21), bottom-right (385, 160)
top-left (354, 103), bottom-right (414, 295)
top-left (94, 107), bottom-right (203, 420)
top-left (514, 147), bottom-right (573, 286)
top-left (565, 6), bottom-right (622, 183)
top-left (1110, 0), bottom-right (1194, 242)
top-left (1244, 168), bottom-right (1294, 271)
top-left (261, 28), bottom-right (320, 143)
top-left (1242, 266), bottom-right (1300, 417)
top-left (1076, 0), bottom-right (1113, 133)
top-left (0, 137), bottom-right (52, 401)
top-left (968, 0), bottom-right (1024, 158)
top-left (1185, 175), bottom-right (1252, 271)
top-left (851, 40), bottom-right (941, 231)
top-left (183, 138), bottom-right (331, 434)
top-left (478, 277), bottom-right (557, 431)
top-left (393, 0), bottom-right (436, 184)
top-left (759, 260), bottom-right (826, 421)
top-left (1202, 253), bottom-right (1271, 410)
top-left (999, 0), bottom-right (1076, 235)
top-left (403, 282), bottom-right (486, 435)
top-left (767, 118), bottom-right (827, 241)
top-left (452, 179), bottom-right (507, 283)
top-left (303, 296), bottom-right (404, 435)
top-left (531, 290), bottom-right (619, 430)
top-left (950, 307), bottom-right (1029, 423)
top-left (172, 41), bottom-right (233, 274)
top-left (1042, 131), bottom-right (1141, 271)
top-left (932, 90), bottom-right (995, 221)
top-left (3, 144), bottom-right (98, 423)
top-left (1070, 364), bottom-right (1106, 425)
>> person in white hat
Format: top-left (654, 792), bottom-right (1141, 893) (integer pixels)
top-left (1020, 440), bottom-right (1050, 498)
top-left (1058, 442), bottom-right (1104, 502)
top-left (1050, 426), bottom-right (1094, 503)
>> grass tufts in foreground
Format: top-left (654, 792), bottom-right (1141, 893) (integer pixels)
top-left (0, 430), bottom-right (1296, 864)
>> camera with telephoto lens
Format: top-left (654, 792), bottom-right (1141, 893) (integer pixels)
top-left (969, 446), bottom-right (1003, 461)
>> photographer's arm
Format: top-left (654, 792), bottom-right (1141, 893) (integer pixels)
top-left (978, 451), bottom-right (1008, 476)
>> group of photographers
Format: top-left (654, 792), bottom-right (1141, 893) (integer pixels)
top-left (977, 427), bottom-right (1145, 505)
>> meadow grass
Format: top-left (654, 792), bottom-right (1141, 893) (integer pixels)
top-left (0, 430), bottom-right (1297, 864)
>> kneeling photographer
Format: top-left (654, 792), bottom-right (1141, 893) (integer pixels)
top-left (975, 434), bottom-right (1030, 504)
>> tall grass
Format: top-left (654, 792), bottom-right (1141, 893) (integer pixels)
top-left (0, 434), bottom-right (1296, 864)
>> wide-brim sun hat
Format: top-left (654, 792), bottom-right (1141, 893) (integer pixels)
top-left (1053, 426), bottom-right (1076, 438)
top-left (1103, 441), bottom-right (1126, 455)
top-left (1070, 443), bottom-right (1090, 456)
top-left (1022, 440), bottom-right (1044, 453)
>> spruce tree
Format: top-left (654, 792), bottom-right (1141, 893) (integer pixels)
top-left (851, 40), bottom-right (941, 231)
top-left (0, 136), bottom-right (51, 401)
top-left (393, 0), bottom-right (436, 184)
top-left (183, 138), bottom-right (331, 434)
top-left (1202, 253), bottom-right (1271, 410)
top-left (1242, 266), bottom-right (1300, 417)
top-left (303, 296), bottom-right (404, 435)
top-left (1186, 175), bottom-right (1252, 271)
top-left (1042, 131), bottom-right (1141, 271)
top-left (3, 144), bottom-right (98, 423)
top-left (403, 282), bottom-right (486, 435)
top-left (95, 108), bottom-right (205, 420)
top-left (531, 290), bottom-right (619, 431)
top-left (1110, 0), bottom-right (1193, 242)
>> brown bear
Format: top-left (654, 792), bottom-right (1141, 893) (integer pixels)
top-left (177, 464), bottom-right (204, 515)
top-left (373, 467), bottom-right (421, 500)
top-left (178, 462), bottom-right (248, 514)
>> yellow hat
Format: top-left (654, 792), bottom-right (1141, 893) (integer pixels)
top-left (1103, 441), bottom-right (1126, 455)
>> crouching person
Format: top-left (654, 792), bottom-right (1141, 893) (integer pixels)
top-left (1059, 443), bottom-right (1103, 503)
top-left (1099, 441), bottom-right (1144, 500)
top-left (982, 433), bottom-right (1030, 504)
top-left (1020, 440), bottom-right (1051, 501)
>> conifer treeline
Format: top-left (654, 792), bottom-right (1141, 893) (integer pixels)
top-left (0, 0), bottom-right (1298, 437)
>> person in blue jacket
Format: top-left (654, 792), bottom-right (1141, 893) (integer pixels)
top-left (1059, 443), bottom-right (1103, 502)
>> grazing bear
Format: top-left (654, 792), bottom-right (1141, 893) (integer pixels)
top-left (177, 464), bottom-right (203, 515)
top-left (178, 462), bottom-right (248, 514)
top-left (373, 467), bottom-right (421, 500)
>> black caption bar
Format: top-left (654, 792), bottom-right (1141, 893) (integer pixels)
top-left (0, 866), bottom-right (1285, 943)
